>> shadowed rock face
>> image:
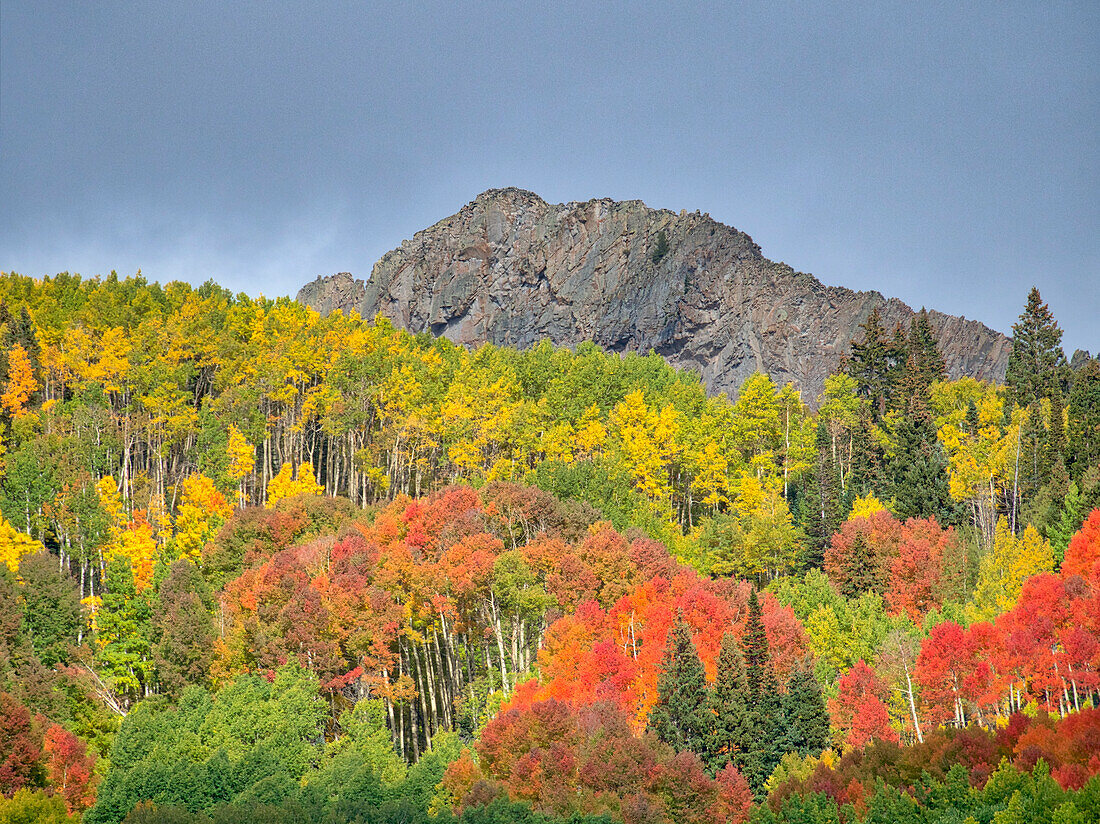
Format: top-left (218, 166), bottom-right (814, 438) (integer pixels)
top-left (298, 188), bottom-right (1010, 401)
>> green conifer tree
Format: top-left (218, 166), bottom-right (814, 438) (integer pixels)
top-left (802, 421), bottom-right (843, 567)
top-left (780, 659), bottom-right (829, 758)
top-left (848, 309), bottom-right (890, 419)
top-left (887, 406), bottom-right (955, 523)
top-left (708, 632), bottom-right (753, 776)
top-left (648, 615), bottom-right (710, 757)
top-left (650, 230), bottom-right (669, 263)
top-left (1048, 481), bottom-right (1087, 564)
top-left (1005, 287), bottom-right (1066, 411)
top-left (964, 399), bottom-right (980, 436)
top-left (1067, 358), bottom-right (1100, 479)
top-left (908, 309), bottom-right (946, 390)
top-left (741, 589), bottom-right (783, 797)
top-left (886, 322), bottom-right (911, 410)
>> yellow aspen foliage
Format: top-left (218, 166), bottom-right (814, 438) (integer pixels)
top-left (728, 472), bottom-right (802, 576)
top-left (82, 594), bottom-right (103, 635)
top-left (265, 461), bottom-right (324, 508)
top-left (1, 343), bottom-right (38, 418)
top-left (540, 421), bottom-right (576, 464)
top-left (691, 441), bottom-right (730, 510)
top-left (96, 476), bottom-right (126, 539)
top-left (609, 390), bottom-right (678, 503)
top-left (109, 511), bottom-right (158, 592)
top-left (731, 372), bottom-right (781, 467)
top-left (575, 405), bottom-right (607, 455)
top-left (93, 327), bottom-right (132, 393)
top-left (226, 424), bottom-right (255, 506)
top-left (174, 473), bottom-right (232, 561)
top-left (0, 515), bottom-right (44, 572)
top-left (967, 518), bottom-right (1054, 622)
top-left (848, 494), bottom-right (887, 520)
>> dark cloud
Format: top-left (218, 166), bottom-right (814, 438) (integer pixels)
top-left (2, 2), bottom-right (1096, 352)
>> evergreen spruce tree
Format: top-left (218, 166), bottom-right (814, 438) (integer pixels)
top-left (847, 407), bottom-right (886, 504)
top-left (1048, 481), bottom-right (1087, 564)
top-left (0, 301), bottom-right (12, 378)
top-left (13, 307), bottom-right (40, 368)
top-left (802, 420), bottom-right (843, 567)
top-left (964, 399), bottom-right (980, 436)
top-left (708, 632), bottom-right (753, 776)
top-left (780, 660), bottom-right (829, 758)
top-left (650, 230), bottom-right (669, 263)
top-left (1068, 358), bottom-right (1100, 479)
top-left (848, 309), bottom-right (890, 419)
top-left (887, 401), bottom-right (955, 523)
top-left (741, 590), bottom-right (783, 797)
top-left (743, 590), bottom-right (769, 700)
top-left (886, 322), bottom-right (911, 410)
top-left (1021, 400), bottom-right (1052, 501)
top-left (648, 615), bottom-right (710, 757)
top-left (1005, 287), bottom-right (1066, 411)
top-left (838, 532), bottom-right (881, 598)
top-left (908, 309), bottom-right (946, 390)
top-left (1049, 389), bottom-right (1067, 462)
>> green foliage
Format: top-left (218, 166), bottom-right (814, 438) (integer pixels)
top-left (152, 560), bottom-right (215, 698)
top-left (780, 661), bottom-right (829, 759)
top-left (1005, 288), bottom-right (1066, 412)
top-left (17, 552), bottom-right (81, 667)
top-left (708, 633), bottom-right (752, 775)
top-left (95, 557), bottom-right (155, 705)
top-left (648, 617), bottom-right (710, 755)
top-left (650, 230), bottom-right (670, 264)
top-left (887, 411), bottom-right (956, 523)
top-left (0, 789), bottom-right (79, 824)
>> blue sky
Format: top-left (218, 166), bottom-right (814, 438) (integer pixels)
top-left (2, 2), bottom-right (1096, 352)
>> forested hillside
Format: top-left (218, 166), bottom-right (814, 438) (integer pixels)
top-left (0, 271), bottom-right (1097, 823)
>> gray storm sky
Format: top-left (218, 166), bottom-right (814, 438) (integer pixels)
top-left (2, 2), bottom-right (1097, 353)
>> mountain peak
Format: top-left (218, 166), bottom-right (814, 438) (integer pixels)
top-left (298, 190), bottom-right (1009, 400)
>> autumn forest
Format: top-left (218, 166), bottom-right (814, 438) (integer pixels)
top-left (0, 272), bottom-right (1098, 824)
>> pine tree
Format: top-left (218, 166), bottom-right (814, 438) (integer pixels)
top-left (887, 408), bottom-right (954, 523)
top-left (650, 230), bottom-right (669, 263)
top-left (708, 632), bottom-right (753, 776)
top-left (1048, 481), bottom-right (1087, 564)
top-left (964, 399), bottom-right (980, 436)
top-left (802, 421), bottom-right (843, 567)
top-left (648, 615), bottom-right (710, 756)
top-left (837, 532), bottom-right (880, 599)
top-left (1068, 358), bottom-right (1100, 479)
top-left (13, 307), bottom-right (40, 368)
top-left (742, 590), bottom-right (769, 701)
top-left (847, 407), bottom-right (885, 502)
top-left (907, 309), bottom-right (946, 390)
top-left (780, 659), bottom-right (829, 758)
top-left (886, 322), bottom-right (910, 409)
top-left (1005, 287), bottom-right (1066, 411)
top-left (848, 309), bottom-right (890, 419)
top-left (741, 589), bottom-right (782, 796)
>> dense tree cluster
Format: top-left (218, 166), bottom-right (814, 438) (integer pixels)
top-left (0, 273), bottom-right (1098, 822)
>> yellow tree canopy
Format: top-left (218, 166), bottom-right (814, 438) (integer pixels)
top-left (266, 461), bottom-right (324, 508)
top-left (0, 516), bottom-right (44, 572)
top-left (226, 425), bottom-right (256, 482)
top-left (967, 518), bottom-right (1054, 622)
top-left (1, 343), bottom-right (38, 418)
top-left (848, 494), bottom-right (888, 520)
top-left (174, 473), bottom-right (232, 561)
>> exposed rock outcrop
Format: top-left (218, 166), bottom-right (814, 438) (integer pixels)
top-left (298, 188), bottom-right (1010, 401)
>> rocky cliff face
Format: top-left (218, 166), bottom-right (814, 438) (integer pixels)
top-left (298, 188), bottom-right (1010, 401)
